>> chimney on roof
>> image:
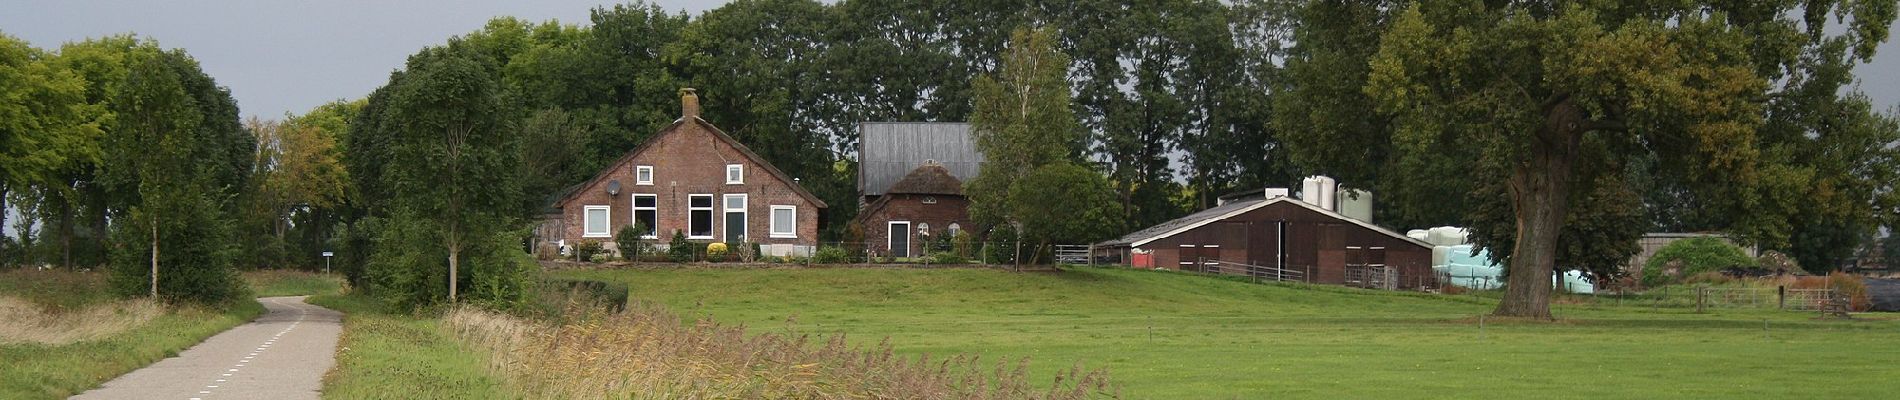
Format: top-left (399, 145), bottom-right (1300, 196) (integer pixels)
top-left (680, 88), bottom-right (700, 118)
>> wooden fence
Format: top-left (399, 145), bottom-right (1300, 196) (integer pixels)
top-left (1197, 258), bottom-right (1309, 284)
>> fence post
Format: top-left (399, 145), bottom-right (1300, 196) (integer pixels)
top-left (1777, 285), bottom-right (1785, 310)
top-left (1695, 286), bottom-right (1706, 313)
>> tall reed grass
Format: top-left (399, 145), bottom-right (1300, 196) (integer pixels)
top-left (0, 296), bottom-right (164, 345)
top-left (446, 301), bottom-right (1117, 399)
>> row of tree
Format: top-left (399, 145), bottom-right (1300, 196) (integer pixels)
top-left (1, 33), bottom-right (255, 304)
top-left (321, 0), bottom-right (1297, 304)
top-left (1276, 0), bottom-right (1900, 317)
top-left (6, 1), bottom-right (1898, 316)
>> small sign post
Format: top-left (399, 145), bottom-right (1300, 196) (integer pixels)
top-left (322, 251), bottom-right (335, 275)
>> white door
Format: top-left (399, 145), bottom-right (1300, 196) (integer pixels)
top-left (888, 221), bottom-right (911, 258)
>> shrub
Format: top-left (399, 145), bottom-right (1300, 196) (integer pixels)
top-left (667, 231), bottom-right (697, 262)
top-left (1756, 250), bottom-right (1802, 274)
top-left (984, 224), bottom-right (1021, 265)
top-left (573, 240), bottom-right (606, 263)
top-left (706, 242), bottom-right (730, 262)
top-left (811, 246), bottom-right (849, 264)
top-left (952, 231), bottom-right (977, 258)
top-left (364, 212), bottom-right (535, 309)
top-left (1642, 237), bottom-right (1755, 287)
top-left (107, 190), bottom-right (246, 306)
top-left (842, 224), bottom-right (867, 262)
top-left (1829, 272), bottom-right (1872, 311)
top-left (615, 223), bottom-right (649, 260)
top-left (532, 278), bottom-right (629, 316)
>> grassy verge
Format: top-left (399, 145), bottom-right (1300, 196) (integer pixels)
top-left (554, 266), bottom-right (1900, 399)
top-left (0, 298), bottom-right (261, 399)
top-left (308, 293), bottom-right (509, 400)
top-left (244, 270), bottom-right (345, 297)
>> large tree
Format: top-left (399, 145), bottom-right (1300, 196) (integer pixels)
top-left (379, 46), bottom-right (522, 304)
top-left (0, 33), bottom-right (98, 267)
top-left (967, 27), bottom-right (1083, 227)
top-left (1357, 1), bottom-right (1894, 318)
top-left (101, 48), bottom-right (250, 304)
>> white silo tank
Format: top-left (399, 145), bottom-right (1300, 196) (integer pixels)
top-left (1315, 176), bottom-right (1337, 211)
top-left (1301, 177), bottom-right (1323, 205)
top-left (1339, 187), bottom-right (1373, 222)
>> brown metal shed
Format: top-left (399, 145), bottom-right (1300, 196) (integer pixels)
top-left (1095, 197), bottom-right (1436, 290)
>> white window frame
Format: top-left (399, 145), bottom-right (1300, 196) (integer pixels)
top-left (922, 196), bottom-right (938, 204)
top-left (688, 194), bottom-right (714, 239)
top-left (635, 165), bottom-right (654, 185)
top-left (725, 164), bottom-right (744, 184)
top-left (631, 194), bottom-right (658, 239)
top-left (769, 205), bottom-right (797, 239)
top-left (723, 194), bottom-right (748, 242)
top-left (582, 205), bottom-right (611, 238)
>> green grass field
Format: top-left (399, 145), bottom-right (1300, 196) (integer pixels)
top-left (244, 270), bottom-right (346, 297)
top-left (554, 266), bottom-right (1900, 399)
top-left (308, 294), bottom-right (509, 400)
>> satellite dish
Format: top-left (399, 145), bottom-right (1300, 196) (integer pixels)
top-left (606, 180), bottom-right (622, 196)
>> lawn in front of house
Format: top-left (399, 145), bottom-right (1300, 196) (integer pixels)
top-left (553, 266), bottom-right (1900, 399)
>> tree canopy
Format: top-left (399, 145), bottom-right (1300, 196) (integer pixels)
top-left (1283, 0), bottom-right (1898, 318)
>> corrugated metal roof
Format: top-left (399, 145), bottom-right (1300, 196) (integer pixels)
top-left (858, 122), bottom-right (983, 196)
top-left (1097, 198), bottom-right (1267, 247)
top-left (1096, 197), bottom-right (1431, 249)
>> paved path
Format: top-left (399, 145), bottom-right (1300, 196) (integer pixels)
top-left (72, 296), bottom-right (342, 400)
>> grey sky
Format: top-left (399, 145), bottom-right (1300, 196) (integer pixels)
top-left (4, 1), bottom-right (1899, 120)
top-left (0, 0), bottom-right (727, 120)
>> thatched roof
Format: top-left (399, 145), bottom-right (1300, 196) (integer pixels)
top-left (886, 162), bottom-right (964, 195)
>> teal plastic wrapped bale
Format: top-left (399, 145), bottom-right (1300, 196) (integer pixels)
top-left (1434, 262), bottom-right (1504, 289)
top-left (1444, 244), bottom-right (1491, 266)
top-left (1555, 270), bottom-right (1595, 294)
top-left (1432, 245), bottom-right (1503, 289)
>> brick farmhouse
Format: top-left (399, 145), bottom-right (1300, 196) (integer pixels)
top-left (854, 123), bottom-right (982, 258)
top-left (546, 89), bottom-right (827, 256)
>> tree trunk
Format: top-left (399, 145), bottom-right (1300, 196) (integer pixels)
top-left (90, 184), bottom-right (107, 267)
top-left (58, 188), bottom-right (73, 268)
top-left (1492, 99), bottom-right (1587, 319)
top-left (150, 215), bottom-right (159, 298)
top-left (447, 231), bottom-right (459, 303)
top-left (1, 185), bottom-right (9, 268)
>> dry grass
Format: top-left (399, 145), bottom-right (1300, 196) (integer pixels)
top-left (0, 296), bottom-right (164, 345)
top-left (0, 269), bottom-right (114, 310)
top-left (445, 302), bottom-right (1117, 399)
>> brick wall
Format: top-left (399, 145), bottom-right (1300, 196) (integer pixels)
top-left (860, 194), bottom-right (972, 256)
top-left (559, 118), bottom-right (823, 248)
